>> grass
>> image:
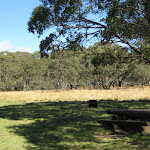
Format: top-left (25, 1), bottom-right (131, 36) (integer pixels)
top-left (0, 86), bottom-right (150, 149)
top-left (1, 86), bottom-right (150, 104)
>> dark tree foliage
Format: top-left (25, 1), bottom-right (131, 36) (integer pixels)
top-left (28, 0), bottom-right (150, 63)
top-left (0, 43), bottom-right (150, 91)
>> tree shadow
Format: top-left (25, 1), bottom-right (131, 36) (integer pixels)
top-left (0, 100), bottom-right (150, 149)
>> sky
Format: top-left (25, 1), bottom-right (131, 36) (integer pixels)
top-left (0, 0), bottom-right (44, 53)
top-left (0, 1), bottom-right (129, 54)
top-left (0, 1), bottom-right (105, 54)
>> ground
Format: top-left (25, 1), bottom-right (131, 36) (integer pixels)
top-left (0, 86), bottom-right (150, 149)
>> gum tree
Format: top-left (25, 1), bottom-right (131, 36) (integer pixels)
top-left (28, 0), bottom-right (150, 63)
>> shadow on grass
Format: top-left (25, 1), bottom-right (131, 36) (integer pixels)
top-left (0, 100), bottom-right (150, 149)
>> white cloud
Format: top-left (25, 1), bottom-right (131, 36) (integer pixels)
top-left (0, 40), bottom-right (13, 51)
top-left (0, 40), bottom-right (33, 53)
top-left (16, 47), bottom-right (32, 53)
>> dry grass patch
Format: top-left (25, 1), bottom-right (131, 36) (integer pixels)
top-left (0, 86), bottom-right (150, 104)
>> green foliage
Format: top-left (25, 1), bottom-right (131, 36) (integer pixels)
top-left (0, 51), bottom-right (47, 91)
top-left (47, 50), bottom-right (82, 89)
top-left (0, 42), bottom-right (150, 90)
top-left (28, 0), bottom-right (150, 63)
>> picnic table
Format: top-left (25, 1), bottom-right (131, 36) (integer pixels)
top-left (97, 109), bottom-right (150, 133)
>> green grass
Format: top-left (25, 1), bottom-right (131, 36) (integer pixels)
top-left (0, 99), bottom-right (150, 149)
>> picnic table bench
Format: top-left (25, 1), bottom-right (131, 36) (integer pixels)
top-left (97, 109), bottom-right (150, 133)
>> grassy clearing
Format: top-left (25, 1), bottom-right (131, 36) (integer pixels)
top-left (1, 86), bottom-right (150, 104)
top-left (0, 87), bottom-right (150, 149)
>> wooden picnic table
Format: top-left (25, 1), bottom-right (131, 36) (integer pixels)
top-left (107, 109), bottom-right (150, 120)
top-left (97, 109), bottom-right (150, 133)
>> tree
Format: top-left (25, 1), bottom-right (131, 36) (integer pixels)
top-left (127, 63), bottom-right (150, 87)
top-left (28, 0), bottom-right (150, 63)
top-left (18, 52), bottom-right (47, 90)
top-left (91, 44), bottom-right (129, 88)
top-left (47, 50), bottom-right (82, 89)
top-left (0, 51), bottom-right (48, 91)
top-left (0, 52), bottom-right (25, 90)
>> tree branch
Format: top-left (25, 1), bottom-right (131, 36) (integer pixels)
top-left (81, 17), bottom-right (150, 64)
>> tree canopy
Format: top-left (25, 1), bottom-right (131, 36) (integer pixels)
top-left (0, 43), bottom-right (150, 91)
top-left (28, 0), bottom-right (150, 63)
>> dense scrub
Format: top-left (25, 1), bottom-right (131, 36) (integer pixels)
top-left (0, 43), bottom-right (150, 91)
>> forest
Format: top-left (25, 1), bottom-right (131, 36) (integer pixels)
top-left (1, 0), bottom-right (150, 91)
top-left (1, 42), bottom-right (150, 91)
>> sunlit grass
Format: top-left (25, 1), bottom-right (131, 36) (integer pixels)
top-left (0, 86), bottom-right (150, 105)
top-left (0, 86), bottom-right (150, 149)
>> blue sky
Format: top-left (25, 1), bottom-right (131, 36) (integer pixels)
top-left (0, 1), bottom-right (128, 53)
top-left (0, 1), bottom-right (104, 53)
top-left (0, 0), bottom-right (44, 53)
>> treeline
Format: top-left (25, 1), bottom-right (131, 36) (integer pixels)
top-left (0, 43), bottom-right (150, 91)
